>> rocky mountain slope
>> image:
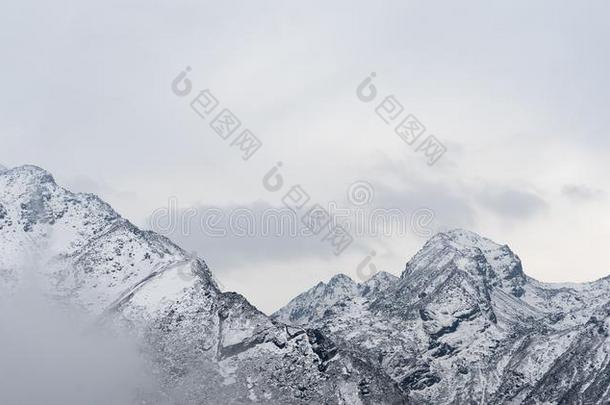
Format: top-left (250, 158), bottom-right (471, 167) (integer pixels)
top-left (274, 230), bottom-right (610, 404)
top-left (0, 165), bottom-right (405, 405)
top-left (3, 164), bottom-right (610, 404)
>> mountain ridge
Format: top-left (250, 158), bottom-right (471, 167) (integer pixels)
top-left (274, 228), bottom-right (610, 404)
top-left (0, 164), bottom-right (406, 404)
top-left (2, 164), bottom-right (610, 404)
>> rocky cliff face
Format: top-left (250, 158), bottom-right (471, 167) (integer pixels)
top-left (275, 229), bottom-right (610, 404)
top-left (0, 165), bottom-right (405, 405)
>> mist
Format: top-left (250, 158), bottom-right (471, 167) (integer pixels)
top-left (0, 259), bottom-right (165, 405)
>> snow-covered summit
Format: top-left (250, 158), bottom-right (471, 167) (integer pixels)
top-left (327, 272), bottom-right (357, 288)
top-left (273, 270), bottom-right (403, 326)
top-left (361, 270), bottom-right (399, 295)
top-left (2, 164), bottom-right (56, 187)
top-left (430, 228), bottom-right (503, 249)
top-left (403, 228), bottom-right (526, 297)
top-left (277, 229), bottom-right (610, 404)
top-left (0, 164), bottom-right (405, 404)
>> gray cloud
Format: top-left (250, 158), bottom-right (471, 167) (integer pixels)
top-left (561, 184), bottom-right (605, 202)
top-left (372, 182), bottom-right (475, 232)
top-left (144, 191), bottom-right (442, 274)
top-left (146, 200), bottom-right (351, 271)
top-left (476, 186), bottom-right (548, 220)
top-left (365, 152), bottom-right (476, 230)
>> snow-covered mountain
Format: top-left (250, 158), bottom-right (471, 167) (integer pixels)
top-left (274, 229), bottom-right (610, 404)
top-left (3, 165), bottom-right (610, 404)
top-left (0, 165), bottom-right (404, 405)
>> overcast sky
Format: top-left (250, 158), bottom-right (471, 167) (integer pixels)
top-left (2, 0), bottom-right (610, 313)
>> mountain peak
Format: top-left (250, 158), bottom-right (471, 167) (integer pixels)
top-left (360, 271), bottom-right (398, 297)
top-left (5, 164), bottom-right (56, 183)
top-left (0, 165), bottom-right (57, 196)
top-left (430, 228), bottom-right (503, 251)
top-left (403, 228), bottom-right (526, 297)
top-left (328, 273), bottom-right (355, 286)
top-left (272, 274), bottom-right (361, 325)
top-left (364, 270), bottom-right (398, 284)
